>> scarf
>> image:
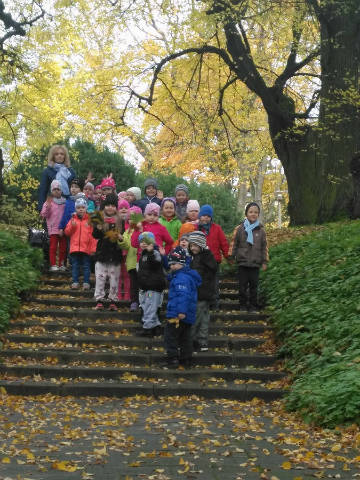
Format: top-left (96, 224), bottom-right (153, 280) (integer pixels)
top-left (52, 196), bottom-right (66, 205)
top-left (199, 221), bottom-right (211, 236)
top-left (243, 218), bottom-right (259, 245)
top-left (53, 163), bottom-right (71, 196)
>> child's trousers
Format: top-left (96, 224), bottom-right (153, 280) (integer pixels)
top-left (128, 269), bottom-right (139, 304)
top-left (238, 266), bottom-right (260, 308)
top-left (139, 290), bottom-right (162, 329)
top-left (94, 262), bottom-right (120, 302)
top-left (70, 252), bottom-right (91, 284)
top-left (191, 300), bottom-right (210, 348)
top-left (164, 321), bottom-right (192, 361)
top-left (118, 261), bottom-right (130, 300)
top-left (49, 234), bottom-right (67, 266)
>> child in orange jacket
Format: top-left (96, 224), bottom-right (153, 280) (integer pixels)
top-left (64, 197), bottom-right (97, 289)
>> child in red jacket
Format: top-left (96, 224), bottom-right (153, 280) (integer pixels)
top-left (198, 204), bottom-right (229, 310)
top-left (64, 197), bottom-right (96, 289)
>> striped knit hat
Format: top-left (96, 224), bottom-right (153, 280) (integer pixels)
top-left (188, 231), bottom-right (207, 250)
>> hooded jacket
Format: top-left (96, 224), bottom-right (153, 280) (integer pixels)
top-left (166, 266), bottom-right (202, 325)
top-left (197, 222), bottom-right (229, 263)
top-left (64, 213), bottom-right (97, 255)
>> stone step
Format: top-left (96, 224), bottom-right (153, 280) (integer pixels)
top-left (4, 333), bottom-right (265, 350)
top-left (36, 288), bottom-right (239, 300)
top-left (28, 297), bottom-right (243, 310)
top-left (0, 379), bottom-right (284, 401)
top-left (0, 349), bottom-right (278, 367)
top-left (0, 364), bottom-right (285, 382)
top-left (10, 320), bottom-right (270, 334)
top-left (20, 309), bottom-right (267, 322)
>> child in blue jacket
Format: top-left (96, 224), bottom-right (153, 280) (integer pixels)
top-left (164, 246), bottom-right (202, 368)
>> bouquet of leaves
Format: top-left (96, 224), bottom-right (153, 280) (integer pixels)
top-left (129, 212), bottom-right (143, 228)
top-left (104, 229), bottom-right (121, 243)
top-left (89, 210), bottom-right (104, 226)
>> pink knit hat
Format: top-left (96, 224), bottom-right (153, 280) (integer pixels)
top-left (129, 205), bottom-right (142, 215)
top-left (118, 199), bottom-right (130, 209)
top-left (100, 176), bottom-right (116, 189)
top-left (186, 199), bottom-right (200, 212)
top-left (144, 203), bottom-right (160, 216)
top-left (118, 191), bottom-right (127, 199)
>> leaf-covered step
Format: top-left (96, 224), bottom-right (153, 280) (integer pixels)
top-left (0, 349), bottom-right (278, 367)
top-left (0, 379), bottom-right (284, 401)
top-left (4, 333), bottom-right (265, 350)
top-left (0, 364), bottom-right (285, 382)
top-left (28, 297), bottom-right (243, 311)
top-left (36, 288), bottom-right (240, 300)
top-left (10, 320), bottom-right (270, 335)
top-left (20, 308), bottom-right (268, 322)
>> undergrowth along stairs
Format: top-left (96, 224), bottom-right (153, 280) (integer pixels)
top-left (0, 271), bottom-right (286, 400)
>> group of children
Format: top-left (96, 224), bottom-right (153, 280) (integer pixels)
top-left (39, 145), bottom-right (268, 367)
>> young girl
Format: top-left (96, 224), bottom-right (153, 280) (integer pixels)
top-left (40, 180), bottom-right (67, 271)
top-left (174, 184), bottom-right (189, 221)
top-left (131, 203), bottom-right (173, 257)
top-left (93, 185), bottom-right (102, 210)
top-left (159, 197), bottom-right (182, 242)
top-left (117, 199), bottom-right (131, 301)
top-left (99, 174), bottom-right (116, 201)
top-left (228, 202), bottom-right (268, 313)
top-left (126, 187), bottom-right (141, 207)
top-left (185, 200), bottom-right (200, 224)
top-left (118, 206), bottom-right (143, 311)
top-left (92, 193), bottom-right (124, 310)
top-left (64, 197), bottom-right (96, 289)
top-left (83, 182), bottom-right (96, 212)
top-left (137, 232), bottom-right (166, 337)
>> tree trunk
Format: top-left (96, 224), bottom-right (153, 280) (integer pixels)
top-left (0, 149), bottom-right (4, 200)
top-left (267, 4), bottom-right (360, 224)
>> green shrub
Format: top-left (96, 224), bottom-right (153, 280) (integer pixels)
top-left (0, 229), bottom-right (42, 331)
top-left (262, 220), bottom-right (360, 426)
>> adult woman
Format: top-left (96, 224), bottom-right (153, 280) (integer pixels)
top-left (38, 145), bottom-right (76, 211)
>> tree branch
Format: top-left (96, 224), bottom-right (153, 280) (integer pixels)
top-left (294, 89), bottom-right (320, 119)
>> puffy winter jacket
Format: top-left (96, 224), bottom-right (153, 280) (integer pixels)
top-left (40, 200), bottom-right (66, 236)
top-left (166, 267), bottom-right (202, 325)
top-left (159, 216), bottom-right (182, 242)
top-left (190, 249), bottom-right (218, 301)
top-left (198, 222), bottom-right (229, 263)
top-left (137, 247), bottom-right (166, 292)
top-left (92, 222), bottom-right (124, 265)
top-left (64, 213), bottom-right (97, 255)
top-left (131, 221), bottom-right (174, 259)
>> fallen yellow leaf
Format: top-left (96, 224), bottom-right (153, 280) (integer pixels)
top-left (1, 457), bottom-right (10, 464)
top-left (52, 461), bottom-right (78, 472)
top-left (282, 461), bottom-right (292, 470)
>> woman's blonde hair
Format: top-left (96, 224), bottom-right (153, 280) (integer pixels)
top-left (47, 145), bottom-right (70, 167)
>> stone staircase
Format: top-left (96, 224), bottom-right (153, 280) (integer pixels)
top-left (0, 272), bottom-right (286, 400)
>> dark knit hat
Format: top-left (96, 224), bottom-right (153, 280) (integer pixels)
top-left (199, 204), bottom-right (213, 218)
top-left (101, 193), bottom-right (118, 209)
top-left (175, 184), bottom-right (189, 196)
top-left (188, 231), bottom-right (207, 250)
top-left (168, 246), bottom-right (187, 265)
top-left (245, 202), bottom-right (260, 215)
top-left (144, 178), bottom-right (158, 190)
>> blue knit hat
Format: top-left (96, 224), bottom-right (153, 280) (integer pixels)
top-left (139, 232), bottom-right (156, 245)
top-left (199, 204), bottom-right (213, 218)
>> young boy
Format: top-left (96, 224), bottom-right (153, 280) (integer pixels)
top-left (164, 246), bottom-right (202, 368)
top-left (137, 232), bottom-right (166, 337)
top-left (228, 202), bottom-right (268, 313)
top-left (188, 231), bottom-right (218, 352)
top-left (137, 178), bottom-right (162, 213)
top-left (198, 204), bottom-right (229, 310)
top-left (174, 184), bottom-right (189, 221)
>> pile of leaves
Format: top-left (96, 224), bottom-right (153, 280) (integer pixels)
top-left (262, 220), bottom-right (360, 427)
top-left (0, 230), bottom-right (42, 331)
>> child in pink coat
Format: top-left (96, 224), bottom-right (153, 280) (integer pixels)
top-left (40, 180), bottom-right (67, 271)
top-left (131, 203), bottom-right (173, 259)
top-left (117, 199), bottom-right (131, 301)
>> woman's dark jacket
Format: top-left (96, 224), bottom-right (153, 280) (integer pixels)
top-left (38, 165), bottom-right (76, 211)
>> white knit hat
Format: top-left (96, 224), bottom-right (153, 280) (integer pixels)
top-left (127, 187), bottom-right (141, 200)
